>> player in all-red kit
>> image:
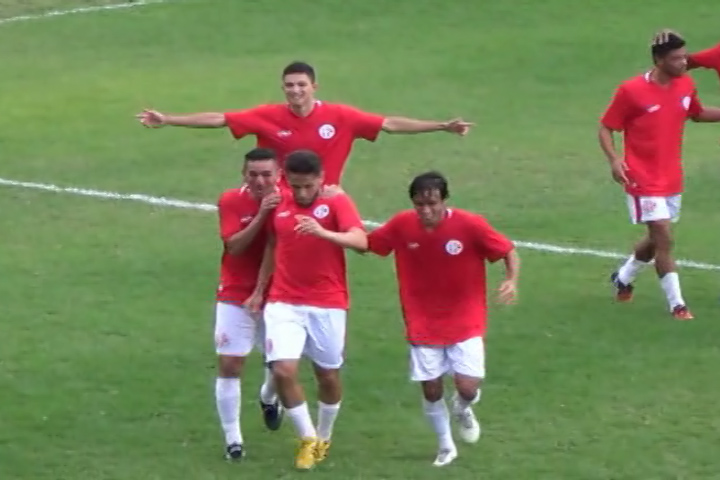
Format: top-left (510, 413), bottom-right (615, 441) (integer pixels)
top-left (246, 150), bottom-right (368, 471)
top-left (213, 148), bottom-right (284, 461)
top-left (364, 171), bottom-right (520, 467)
top-left (137, 61), bottom-right (472, 186)
top-left (599, 31), bottom-right (720, 319)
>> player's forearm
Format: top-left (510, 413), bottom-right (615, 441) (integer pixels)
top-left (502, 249), bottom-right (520, 283)
top-left (163, 112), bottom-right (226, 128)
top-left (598, 126), bottom-right (621, 163)
top-left (381, 116), bottom-right (445, 134)
top-left (254, 242), bottom-right (275, 294)
top-left (692, 107), bottom-right (720, 123)
top-left (321, 230), bottom-right (368, 251)
top-left (225, 214), bottom-right (270, 255)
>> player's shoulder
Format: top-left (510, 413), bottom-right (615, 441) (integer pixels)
top-left (218, 186), bottom-right (253, 206)
top-left (240, 103), bottom-right (287, 115)
top-left (449, 208), bottom-right (494, 230)
top-left (616, 73), bottom-right (649, 91)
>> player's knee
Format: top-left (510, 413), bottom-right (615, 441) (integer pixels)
top-left (314, 366), bottom-right (340, 388)
top-left (647, 222), bottom-right (673, 249)
top-left (454, 377), bottom-right (481, 401)
top-left (217, 355), bottom-right (244, 377)
top-left (421, 379), bottom-right (444, 402)
top-left (271, 360), bottom-right (298, 382)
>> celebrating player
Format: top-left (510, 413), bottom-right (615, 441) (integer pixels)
top-left (599, 31), bottom-right (720, 319)
top-left (246, 150), bottom-right (367, 470)
top-left (136, 61), bottom-right (472, 186)
top-left (213, 148), bottom-right (284, 461)
top-left (364, 171), bottom-right (520, 467)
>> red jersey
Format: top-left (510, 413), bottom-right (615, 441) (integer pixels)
top-left (224, 101), bottom-right (385, 186)
top-left (267, 193), bottom-right (364, 309)
top-left (689, 42), bottom-right (720, 80)
top-left (600, 72), bottom-right (703, 196)
top-left (216, 186), bottom-right (268, 304)
top-left (367, 208), bottom-right (514, 346)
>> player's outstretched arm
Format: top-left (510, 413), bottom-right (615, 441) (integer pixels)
top-left (136, 109), bottom-right (226, 128)
top-left (381, 116), bottom-right (473, 136)
top-left (497, 248), bottom-right (520, 305)
top-left (691, 107), bottom-right (720, 123)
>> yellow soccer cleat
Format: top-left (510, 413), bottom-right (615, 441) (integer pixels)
top-left (314, 440), bottom-right (331, 463)
top-left (295, 437), bottom-right (318, 470)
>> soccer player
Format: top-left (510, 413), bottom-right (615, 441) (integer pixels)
top-left (652, 29), bottom-right (720, 79)
top-left (245, 149), bottom-right (367, 471)
top-left (364, 171), bottom-right (520, 467)
top-left (599, 31), bottom-right (720, 319)
top-left (136, 61), bottom-right (472, 186)
top-left (214, 147), bottom-right (284, 460)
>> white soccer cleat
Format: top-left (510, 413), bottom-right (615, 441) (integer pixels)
top-left (454, 408), bottom-right (481, 444)
top-left (432, 447), bottom-right (458, 467)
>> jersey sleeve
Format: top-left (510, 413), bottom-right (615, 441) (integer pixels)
top-left (218, 192), bottom-right (242, 242)
top-left (224, 107), bottom-right (263, 139)
top-left (688, 88), bottom-right (704, 118)
top-left (600, 85), bottom-right (631, 131)
top-left (468, 214), bottom-right (514, 263)
top-left (333, 194), bottom-right (365, 232)
top-left (367, 217), bottom-right (397, 257)
top-left (689, 43), bottom-right (720, 72)
top-left (340, 105), bottom-right (385, 142)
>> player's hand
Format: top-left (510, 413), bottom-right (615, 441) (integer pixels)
top-left (294, 215), bottom-right (326, 237)
top-left (610, 160), bottom-right (630, 186)
top-left (260, 192), bottom-right (281, 212)
top-left (442, 118), bottom-right (474, 136)
top-left (320, 184), bottom-right (345, 198)
top-left (497, 279), bottom-right (518, 305)
top-left (651, 29), bottom-right (682, 46)
top-left (244, 290), bottom-right (264, 314)
top-left (136, 109), bottom-right (166, 128)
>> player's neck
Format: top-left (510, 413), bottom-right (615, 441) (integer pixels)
top-left (289, 100), bottom-right (317, 117)
top-left (649, 68), bottom-right (674, 86)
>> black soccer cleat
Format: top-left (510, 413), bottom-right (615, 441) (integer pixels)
top-left (259, 399), bottom-right (284, 431)
top-left (225, 442), bottom-right (244, 461)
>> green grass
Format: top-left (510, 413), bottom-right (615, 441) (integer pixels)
top-left (2, 0), bottom-right (720, 479)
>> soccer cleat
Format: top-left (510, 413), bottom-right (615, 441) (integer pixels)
top-left (314, 440), bottom-right (331, 463)
top-left (259, 399), bottom-right (284, 431)
top-left (453, 408), bottom-right (481, 444)
top-left (610, 272), bottom-right (634, 302)
top-left (432, 447), bottom-right (458, 467)
top-left (295, 437), bottom-right (318, 470)
top-left (224, 443), bottom-right (244, 461)
top-left (671, 305), bottom-right (694, 320)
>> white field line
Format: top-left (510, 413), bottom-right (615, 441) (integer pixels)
top-left (0, 0), bottom-right (163, 25)
top-left (2, 176), bottom-right (719, 271)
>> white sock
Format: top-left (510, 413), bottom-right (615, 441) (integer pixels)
top-left (215, 377), bottom-right (242, 445)
top-left (617, 254), bottom-right (649, 285)
top-left (286, 402), bottom-right (317, 439)
top-left (452, 389), bottom-right (481, 415)
top-left (317, 401), bottom-right (341, 441)
top-left (422, 399), bottom-right (455, 451)
top-left (660, 272), bottom-right (685, 310)
top-left (259, 366), bottom-right (277, 404)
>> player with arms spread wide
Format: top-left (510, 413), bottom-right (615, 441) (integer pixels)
top-left (213, 148), bottom-right (284, 461)
top-left (137, 61), bottom-right (472, 186)
top-left (599, 31), bottom-right (720, 319)
top-left (246, 150), bottom-right (367, 470)
top-left (364, 171), bottom-right (520, 467)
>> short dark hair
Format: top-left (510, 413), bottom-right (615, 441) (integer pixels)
top-left (651, 33), bottom-right (686, 62)
top-left (409, 171), bottom-right (449, 200)
top-left (284, 150), bottom-right (322, 175)
top-left (244, 147), bottom-right (276, 163)
top-left (282, 61), bottom-right (316, 82)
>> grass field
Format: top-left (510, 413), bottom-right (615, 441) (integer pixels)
top-left (2, 1), bottom-right (720, 479)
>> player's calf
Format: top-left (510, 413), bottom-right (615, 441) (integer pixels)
top-left (451, 375), bottom-right (482, 444)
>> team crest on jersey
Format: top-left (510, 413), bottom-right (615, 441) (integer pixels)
top-left (682, 96), bottom-right (691, 110)
top-left (313, 204), bottom-right (330, 219)
top-left (318, 124), bottom-right (336, 139)
top-left (445, 239), bottom-right (463, 255)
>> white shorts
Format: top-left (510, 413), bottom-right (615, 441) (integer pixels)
top-left (626, 194), bottom-right (681, 225)
top-left (214, 302), bottom-right (264, 357)
top-left (263, 301), bottom-right (346, 369)
top-left (409, 336), bottom-right (485, 382)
